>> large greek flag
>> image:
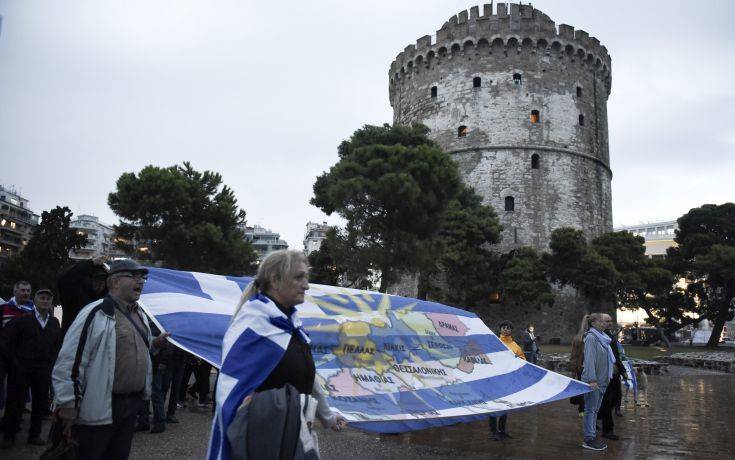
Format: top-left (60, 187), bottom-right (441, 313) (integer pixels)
top-left (140, 267), bottom-right (590, 454)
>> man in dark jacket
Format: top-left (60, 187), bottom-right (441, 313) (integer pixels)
top-left (57, 256), bottom-right (108, 335)
top-left (0, 288), bottom-right (62, 448)
top-left (596, 326), bottom-right (627, 441)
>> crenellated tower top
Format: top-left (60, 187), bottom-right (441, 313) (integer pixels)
top-left (389, 3), bottom-right (612, 94)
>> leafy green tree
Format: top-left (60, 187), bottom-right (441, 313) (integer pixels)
top-left (108, 162), bottom-right (256, 274)
top-left (307, 227), bottom-right (374, 289)
top-left (545, 227), bottom-right (618, 309)
top-left (669, 203), bottom-right (735, 347)
top-left (0, 206), bottom-right (87, 296)
top-left (426, 185), bottom-right (502, 306)
top-left (312, 124), bottom-right (462, 292)
top-left (499, 247), bottom-right (554, 308)
top-left (592, 231), bottom-right (680, 346)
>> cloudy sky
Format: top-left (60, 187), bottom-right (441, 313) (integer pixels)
top-left (1, 0), bottom-right (733, 250)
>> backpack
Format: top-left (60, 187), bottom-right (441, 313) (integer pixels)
top-left (227, 384), bottom-right (320, 460)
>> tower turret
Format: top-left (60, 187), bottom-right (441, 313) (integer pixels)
top-left (389, 3), bottom-right (613, 253)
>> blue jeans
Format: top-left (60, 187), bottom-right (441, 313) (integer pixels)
top-left (583, 387), bottom-right (605, 441)
top-left (151, 357), bottom-right (186, 423)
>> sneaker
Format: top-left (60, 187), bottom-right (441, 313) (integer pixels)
top-left (27, 436), bottom-right (46, 446)
top-left (499, 432), bottom-right (512, 439)
top-left (166, 415), bottom-right (180, 424)
top-left (602, 432), bottom-right (620, 440)
top-left (176, 402), bottom-right (186, 409)
top-left (582, 439), bottom-right (607, 451)
top-left (150, 423), bottom-right (166, 434)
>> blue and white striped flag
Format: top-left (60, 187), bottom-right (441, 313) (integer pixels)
top-left (139, 267), bottom-right (591, 458)
top-left (622, 360), bottom-right (638, 401)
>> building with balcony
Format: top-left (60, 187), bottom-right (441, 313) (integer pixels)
top-left (614, 219), bottom-right (678, 259)
top-left (303, 221), bottom-right (331, 255)
top-left (69, 214), bottom-right (119, 260)
top-left (0, 185), bottom-right (39, 259)
top-left (243, 225), bottom-right (288, 262)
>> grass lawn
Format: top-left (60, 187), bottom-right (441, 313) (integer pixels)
top-left (539, 344), bottom-right (735, 361)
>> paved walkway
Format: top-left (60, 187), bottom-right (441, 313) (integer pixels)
top-left (6, 366), bottom-right (733, 459)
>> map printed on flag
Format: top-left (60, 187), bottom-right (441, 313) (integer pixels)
top-left (139, 267), bottom-right (591, 433)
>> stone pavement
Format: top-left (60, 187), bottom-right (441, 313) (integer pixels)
top-left (6, 366), bottom-right (733, 459)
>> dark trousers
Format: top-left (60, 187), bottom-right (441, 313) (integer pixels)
top-left (73, 393), bottom-right (142, 460)
top-left (181, 360), bottom-right (212, 403)
top-left (195, 362), bottom-right (212, 403)
top-left (597, 373), bottom-right (621, 434)
top-left (151, 358), bottom-right (185, 423)
top-left (1, 367), bottom-right (50, 438)
top-left (489, 414), bottom-right (507, 433)
top-left (0, 365), bottom-right (6, 410)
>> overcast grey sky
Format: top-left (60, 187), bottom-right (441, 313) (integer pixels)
top-left (1, 0), bottom-right (733, 250)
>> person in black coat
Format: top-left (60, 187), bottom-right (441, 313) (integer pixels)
top-left (596, 327), bottom-right (628, 440)
top-left (0, 289), bottom-right (62, 448)
top-left (57, 256), bottom-right (108, 335)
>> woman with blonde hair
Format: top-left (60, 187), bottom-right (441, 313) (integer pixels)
top-left (579, 312), bottom-right (614, 452)
top-left (209, 250), bottom-right (345, 460)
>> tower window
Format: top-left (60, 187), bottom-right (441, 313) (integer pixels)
top-left (473, 77), bottom-right (481, 88)
top-left (505, 196), bottom-right (515, 212)
top-left (431, 86), bottom-right (437, 98)
top-left (530, 110), bottom-right (540, 123)
top-left (531, 154), bottom-right (540, 169)
top-left (458, 125), bottom-right (468, 138)
top-left (579, 114), bottom-right (585, 126)
top-left (513, 73), bottom-right (522, 85)
top-left (576, 86), bottom-right (582, 97)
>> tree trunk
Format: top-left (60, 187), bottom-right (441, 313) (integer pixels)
top-left (706, 302), bottom-right (730, 348)
top-left (641, 306), bottom-right (671, 350)
top-left (378, 265), bottom-right (390, 293)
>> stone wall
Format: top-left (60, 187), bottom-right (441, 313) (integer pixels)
top-left (386, 3), bottom-right (614, 340)
top-left (389, 2), bottom-right (613, 254)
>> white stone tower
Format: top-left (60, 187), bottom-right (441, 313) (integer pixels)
top-left (389, 3), bottom-right (613, 254)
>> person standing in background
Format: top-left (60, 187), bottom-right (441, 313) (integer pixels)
top-left (520, 324), bottom-right (539, 364)
top-left (0, 288), bottom-right (61, 448)
top-left (580, 313), bottom-right (614, 452)
top-left (489, 320), bottom-right (527, 440)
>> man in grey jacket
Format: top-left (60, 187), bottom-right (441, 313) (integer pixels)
top-left (580, 313), bottom-right (614, 452)
top-left (52, 259), bottom-right (168, 460)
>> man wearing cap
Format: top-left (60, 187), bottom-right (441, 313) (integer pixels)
top-left (52, 259), bottom-right (169, 460)
top-left (0, 288), bottom-right (62, 448)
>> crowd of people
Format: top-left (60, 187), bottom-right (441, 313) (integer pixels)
top-left (0, 249), bottom-right (635, 459)
top-left (488, 314), bottom-right (632, 452)
top-left (0, 258), bottom-right (220, 458)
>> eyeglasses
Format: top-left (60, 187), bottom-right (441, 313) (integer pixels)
top-left (116, 273), bottom-right (148, 282)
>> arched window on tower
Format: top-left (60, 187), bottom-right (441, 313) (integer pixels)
top-left (530, 110), bottom-right (540, 124)
top-left (531, 154), bottom-right (540, 169)
top-left (505, 196), bottom-right (515, 212)
top-left (579, 114), bottom-right (585, 126)
top-left (431, 86), bottom-right (437, 98)
top-left (458, 125), bottom-right (468, 138)
top-left (513, 73), bottom-right (522, 85)
top-left (577, 86), bottom-right (583, 97)
top-left (473, 77), bottom-right (481, 88)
